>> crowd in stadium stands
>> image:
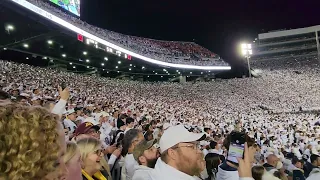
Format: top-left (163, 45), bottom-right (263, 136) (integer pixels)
top-left (26, 0), bottom-right (228, 66)
top-left (0, 59), bottom-right (320, 180)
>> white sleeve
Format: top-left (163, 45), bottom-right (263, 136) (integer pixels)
top-left (51, 99), bottom-right (67, 116)
top-left (108, 154), bottom-right (117, 167)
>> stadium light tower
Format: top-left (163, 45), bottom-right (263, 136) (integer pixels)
top-left (241, 43), bottom-right (253, 78)
top-left (5, 24), bottom-right (14, 34)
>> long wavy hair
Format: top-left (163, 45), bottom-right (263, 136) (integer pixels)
top-left (0, 104), bottom-right (60, 180)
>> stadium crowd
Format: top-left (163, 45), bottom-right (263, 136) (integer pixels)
top-left (0, 58), bottom-right (320, 180)
top-left (25, 0), bottom-right (228, 66)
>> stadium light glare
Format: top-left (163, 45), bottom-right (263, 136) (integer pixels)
top-left (23, 44), bottom-right (29, 48)
top-left (83, 51), bottom-right (87, 55)
top-left (62, 54), bottom-right (66, 57)
top-left (101, 63), bottom-right (104, 66)
top-left (7, 25), bottom-right (14, 30)
top-left (86, 59), bottom-right (90, 63)
top-left (104, 57), bottom-right (108, 61)
top-left (47, 40), bottom-right (53, 45)
top-left (10, 0), bottom-right (231, 71)
top-left (240, 43), bottom-right (253, 78)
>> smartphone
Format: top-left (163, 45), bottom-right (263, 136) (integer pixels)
top-left (226, 131), bottom-right (245, 165)
top-left (61, 82), bottom-right (67, 90)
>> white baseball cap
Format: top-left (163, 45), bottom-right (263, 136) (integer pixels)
top-left (159, 125), bottom-right (206, 153)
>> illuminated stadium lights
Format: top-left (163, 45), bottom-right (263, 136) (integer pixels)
top-left (241, 43), bottom-right (253, 78)
top-left (6, 25), bottom-right (14, 30)
top-left (118, 61), bottom-right (121, 64)
top-left (115, 66), bottom-right (118, 69)
top-left (62, 54), bottom-right (66, 57)
top-left (69, 62), bottom-right (72, 65)
top-left (83, 51), bottom-right (87, 55)
top-left (86, 59), bottom-right (90, 63)
top-left (11, 0), bottom-right (231, 71)
top-left (23, 43), bottom-right (29, 48)
top-left (104, 57), bottom-right (108, 61)
top-left (47, 40), bottom-right (53, 44)
top-left (101, 63), bottom-right (105, 66)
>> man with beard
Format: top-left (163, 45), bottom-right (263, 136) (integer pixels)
top-left (132, 139), bottom-right (160, 180)
top-left (149, 125), bottom-right (206, 180)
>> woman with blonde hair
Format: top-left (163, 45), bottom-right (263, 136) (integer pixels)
top-left (77, 138), bottom-right (111, 180)
top-left (62, 142), bottom-right (82, 180)
top-left (0, 104), bottom-right (68, 180)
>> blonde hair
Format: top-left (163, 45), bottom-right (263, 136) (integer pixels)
top-left (76, 138), bottom-right (111, 177)
top-left (76, 138), bottom-right (101, 163)
top-left (63, 142), bottom-right (79, 164)
top-left (0, 104), bottom-right (60, 180)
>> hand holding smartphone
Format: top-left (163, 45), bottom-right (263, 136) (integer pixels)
top-left (226, 131), bottom-right (246, 165)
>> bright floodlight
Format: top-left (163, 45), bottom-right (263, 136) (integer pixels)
top-left (6, 25), bottom-right (14, 30)
top-left (73, 66), bottom-right (76, 69)
top-left (26, 57), bottom-right (29, 59)
top-left (86, 59), bottom-right (90, 63)
top-left (87, 66), bottom-right (89, 68)
top-left (241, 43), bottom-right (252, 57)
top-left (129, 68), bottom-right (131, 71)
top-left (69, 62), bottom-right (72, 65)
top-left (118, 61), bottom-right (121, 64)
top-left (83, 51), bottom-right (87, 55)
top-left (47, 40), bottom-right (53, 45)
top-left (23, 44), bottom-right (29, 48)
top-left (115, 66), bottom-right (118, 69)
top-left (62, 54), bottom-right (66, 57)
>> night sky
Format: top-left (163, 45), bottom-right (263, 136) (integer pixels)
top-left (82, 0), bottom-right (319, 66)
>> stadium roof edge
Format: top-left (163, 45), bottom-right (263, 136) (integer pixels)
top-left (8, 0), bottom-right (231, 71)
top-left (259, 25), bottom-right (320, 40)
